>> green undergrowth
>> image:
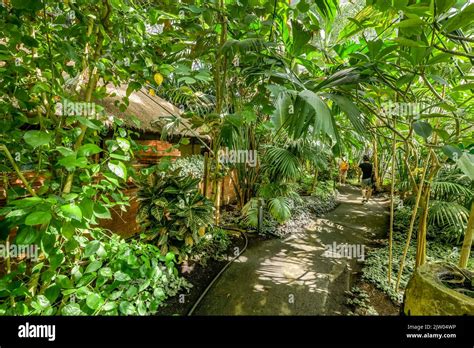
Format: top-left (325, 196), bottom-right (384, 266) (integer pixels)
top-left (362, 207), bottom-right (473, 304)
top-left (0, 234), bottom-right (191, 315)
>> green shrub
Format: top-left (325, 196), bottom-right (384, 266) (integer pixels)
top-left (136, 169), bottom-right (214, 259)
top-left (0, 234), bottom-right (190, 315)
top-left (362, 205), bottom-right (474, 304)
top-left (190, 228), bottom-right (231, 266)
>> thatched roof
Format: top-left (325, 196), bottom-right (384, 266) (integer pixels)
top-left (99, 84), bottom-right (204, 138)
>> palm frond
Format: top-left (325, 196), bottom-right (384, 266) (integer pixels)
top-left (268, 196), bottom-right (291, 223)
top-left (263, 144), bottom-right (301, 181)
top-left (428, 200), bottom-right (469, 231)
top-left (431, 181), bottom-right (473, 202)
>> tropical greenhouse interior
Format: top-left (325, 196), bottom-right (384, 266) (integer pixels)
top-left (0, 0), bottom-right (473, 332)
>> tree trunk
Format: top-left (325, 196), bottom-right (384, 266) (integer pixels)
top-left (395, 150), bottom-right (431, 291)
top-left (214, 177), bottom-right (222, 225)
top-left (372, 137), bottom-right (381, 190)
top-left (310, 167), bottom-right (319, 194)
top-left (415, 187), bottom-right (430, 268)
top-left (388, 130), bottom-right (396, 285)
top-left (203, 152), bottom-right (209, 198)
top-left (459, 201), bottom-right (474, 268)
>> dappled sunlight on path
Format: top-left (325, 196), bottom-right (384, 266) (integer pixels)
top-left (194, 185), bottom-right (390, 315)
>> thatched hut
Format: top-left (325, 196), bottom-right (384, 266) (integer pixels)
top-left (99, 84), bottom-right (206, 163)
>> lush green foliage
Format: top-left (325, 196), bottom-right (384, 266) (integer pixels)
top-left (136, 169), bottom-right (214, 259)
top-left (0, 0), bottom-right (473, 317)
top-left (363, 205), bottom-right (474, 303)
top-left (0, 234), bottom-right (189, 315)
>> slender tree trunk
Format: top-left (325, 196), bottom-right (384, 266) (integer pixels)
top-left (459, 201), bottom-right (474, 268)
top-left (373, 137), bottom-right (381, 190)
top-left (415, 187), bottom-right (431, 267)
top-left (62, 0), bottom-right (111, 194)
top-left (0, 145), bottom-right (36, 196)
top-left (211, 0), bottom-right (227, 223)
top-left (388, 129), bottom-right (396, 285)
top-left (395, 150), bottom-right (431, 291)
top-left (215, 176), bottom-right (222, 225)
top-left (203, 152), bottom-right (209, 198)
top-left (310, 167), bottom-right (319, 194)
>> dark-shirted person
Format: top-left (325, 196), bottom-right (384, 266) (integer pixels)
top-left (358, 155), bottom-right (373, 203)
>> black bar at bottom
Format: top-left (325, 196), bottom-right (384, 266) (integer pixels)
top-left (0, 316), bottom-right (472, 346)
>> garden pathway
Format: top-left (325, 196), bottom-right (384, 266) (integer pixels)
top-left (193, 185), bottom-right (390, 315)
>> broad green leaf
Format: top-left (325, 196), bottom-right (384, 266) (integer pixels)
top-left (413, 121), bottom-right (432, 140)
top-left (58, 155), bottom-right (88, 170)
top-left (62, 303), bottom-right (84, 316)
top-left (126, 82), bottom-right (141, 96)
top-left (84, 240), bottom-right (100, 257)
top-left (442, 145), bottom-right (463, 160)
top-left (119, 301), bottom-right (135, 315)
top-left (86, 293), bottom-right (104, 310)
top-left (36, 295), bottom-right (50, 310)
top-left (444, 4), bottom-right (474, 32)
top-left (99, 267), bottom-right (113, 278)
top-left (85, 260), bottom-right (102, 274)
top-left (11, 197), bottom-right (43, 208)
top-left (116, 137), bottom-right (130, 152)
top-left (396, 18), bottom-right (425, 28)
top-left (102, 302), bottom-right (117, 311)
top-left (114, 271), bottom-right (131, 282)
top-left (61, 222), bottom-right (75, 239)
top-left (108, 161), bottom-right (127, 180)
top-left (93, 204), bottom-right (111, 219)
top-left (76, 116), bottom-right (102, 130)
top-left (12, 0), bottom-right (42, 10)
top-left (457, 153), bottom-right (474, 181)
top-left (15, 225), bottom-right (37, 245)
top-left (56, 275), bottom-right (74, 289)
top-left (79, 198), bottom-right (94, 220)
top-left (25, 211), bottom-right (51, 226)
top-left (78, 144), bottom-right (102, 157)
top-left (394, 37), bottom-right (427, 47)
top-left (60, 204), bottom-right (82, 221)
top-left (23, 131), bottom-right (52, 148)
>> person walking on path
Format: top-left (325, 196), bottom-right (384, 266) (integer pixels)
top-left (358, 155), bottom-right (373, 203)
top-left (338, 155), bottom-right (349, 185)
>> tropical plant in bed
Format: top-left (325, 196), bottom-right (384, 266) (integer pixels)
top-left (136, 169), bottom-right (214, 259)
